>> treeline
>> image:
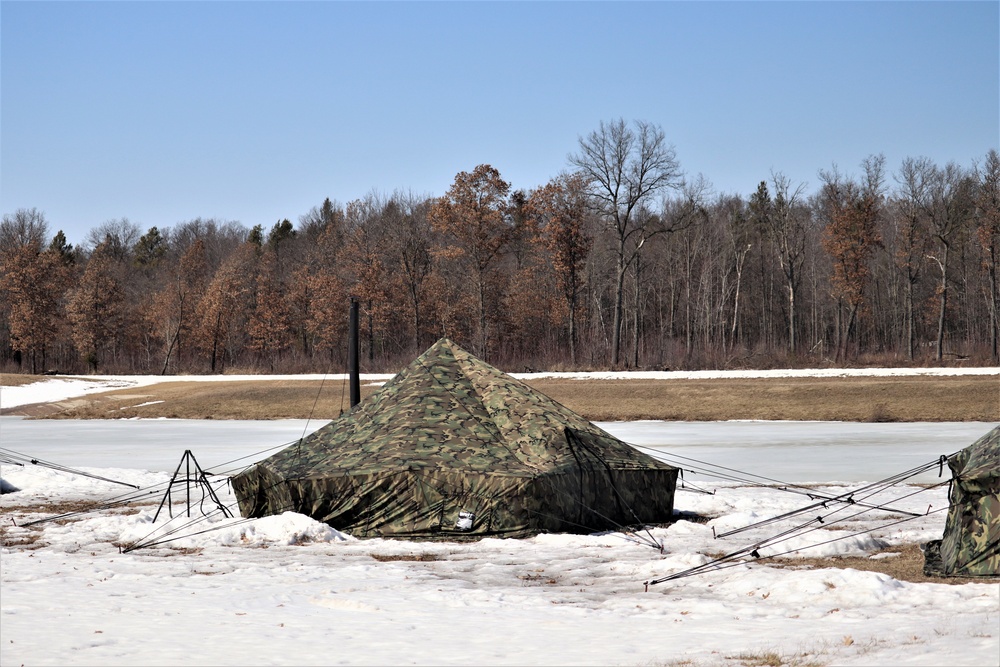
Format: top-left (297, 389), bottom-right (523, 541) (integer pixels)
top-left (2, 120), bottom-right (998, 375)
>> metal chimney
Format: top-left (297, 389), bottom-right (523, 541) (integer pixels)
top-left (348, 296), bottom-right (361, 408)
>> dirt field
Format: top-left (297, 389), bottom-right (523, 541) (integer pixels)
top-left (3, 373), bottom-right (998, 422)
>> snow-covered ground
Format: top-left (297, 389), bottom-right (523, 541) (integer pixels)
top-left (1, 375), bottom-right (998, 666)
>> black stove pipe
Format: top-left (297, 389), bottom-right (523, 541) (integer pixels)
top-left (348, 297), bottom-right (360, 408)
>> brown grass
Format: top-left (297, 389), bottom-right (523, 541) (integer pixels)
top-left (0, 527), bottom-right (46, 549)
top-left (724, 649), bottom-right (826, 667)
top-left (1, 372), bottom-right (59, 387)
top-left (1, 497), bottom-right (107, 516)
top-left (369, 552), bottom-right (443, 562)
top-left (6, 379), bottom-right (382, 420)
top-left (0, 498), bottom-right (116, 549)
top-left (531, 376), bottom-right (1000, 422)
top-left (3, 374), bottom-right (997, 421)
top-left (766, 543), bottom-right (1000, 585)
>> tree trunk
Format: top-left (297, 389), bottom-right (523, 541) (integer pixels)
top-left (367, 304), bottom-right (374, 364)
top-left (730, 256), bottom-right (745, 354)
top-left (161, 329), bottom-right (178, 375)
top-left (478, 269), bottom-right (488, 359)
top-left (410, 284), bottom-right (421, 353)
top-left (611, 248), bottom-right (626, 367)
top-left (685, 238), bottom-right (693, 358)
top-left (632, 256), bottom-right (641, 368)
top-left (210, 312), bottom-right (222, 373)
top-left (568, 304), bottom-right (577, 367)
top-left (988, 252), bottom-right (999, 362)
top-left (845, 304), bottom-right (858, 360)
top-left (786, 275), bottom-right (796, 354)
top-left (833, 300), bottom-right (843, 363)
top-left (933, 244), bottom-right (950, 361)
top-left (568, 276), bottom-right (578, 367)
top-left (905, 278), bottom-right (915, 362)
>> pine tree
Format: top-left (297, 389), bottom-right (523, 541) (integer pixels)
top-left (48, 230), bottom-right (76, 265)
top-left (133, 226), bottom-right (167, 269)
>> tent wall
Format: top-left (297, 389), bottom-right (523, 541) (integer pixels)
top-left (924, 426), bottom-right (1000, 577)
top-left (234, 465), bottom-right (678, 539)
top-left (937, 478), bottom-right (1000, 576)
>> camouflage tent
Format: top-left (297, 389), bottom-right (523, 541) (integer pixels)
top-left (232, 338), bottom-right (678, 539)
top-left (923, 425), bottom-right (1000, 577)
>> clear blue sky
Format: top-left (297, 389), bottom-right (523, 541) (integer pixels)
top-left (2, 1), bottom-right (997, 247)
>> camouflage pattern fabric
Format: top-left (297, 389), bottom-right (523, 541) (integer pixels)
top-left (923, 425), bottom-right (1000, 577)
top-left (232, 338), bottom-right (678, 538)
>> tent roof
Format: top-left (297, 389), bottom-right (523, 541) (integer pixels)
top-left (265, 338), bottom-right (674, 478)
top-left (949, 425), bottom-right (1000, 480)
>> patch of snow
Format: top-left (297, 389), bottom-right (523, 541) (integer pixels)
top-left (120, 400), bottom-right (165, 409)
top-left (519, 366), bottom-right (1000, 381)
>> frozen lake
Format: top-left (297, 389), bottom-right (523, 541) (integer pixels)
top-left (2, 416), bottom-right (998, 667)
top-left (616, 420), bottom-right (998, 484)
top-left (1, 416), bottom-right (995, 485)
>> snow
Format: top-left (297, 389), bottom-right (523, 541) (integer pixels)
top-left (517, 366), bottom-right (1000, 381)
top-left (0, 374), bottom-right (396, 409)
top-left (1, 376), bottom-right (998, 666)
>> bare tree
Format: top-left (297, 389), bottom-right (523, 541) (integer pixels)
top-left (893, 157), bottom-right (934, 360)
top-left (922, 162), bottom-right (976, 360)
top-left (85, 218), bottom-right (142, 260)
top-left (0, 208), bottom-right (50, 255)
top-left (720, 195), bottom-right (753, 353)
top-left (298, 198), bottom-right (345, 245)
top-left (386, 191), bottom-right (434, 353)
top-left (652, 178), bottom-right (710, 364)
top-left (975, 149), bottom-right (1000, 361)
top-left (344, 192), bottom-right (396, 362)
top-left (568, 118), bottom-right (682, 366)
top-left (171, 218), bottom-right (247, 271)
top-left (748, 176), bottom-right (809, 354)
